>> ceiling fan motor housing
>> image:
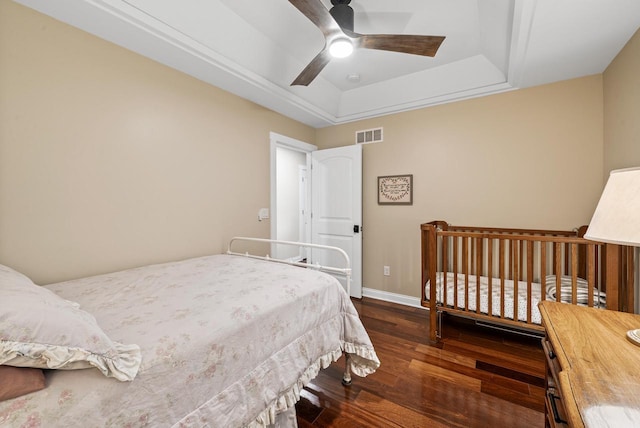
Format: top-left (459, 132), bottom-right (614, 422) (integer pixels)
top-left (330, 0), bottom-right (354, 31)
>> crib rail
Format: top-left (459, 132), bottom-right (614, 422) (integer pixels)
top-left (421, 221), bottom-right (635, 342)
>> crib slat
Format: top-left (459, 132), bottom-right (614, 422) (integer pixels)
top-left (605, 245), bottom-right (620, 311)
top-left (554, 242), bottom-right (562, 303)
top-left (540, 242), bottom-right (547, 302)
top-left (508, 239), bottom-right (513, 281)
top-left (443, 235), bottom-right (449, 309)
top-left (453, 236), bottom-right (459, 309)
top-left (571, 243), bottom-right (578, 305)
top-left (463, 236), bottom-right (469, 312)
top-left (587, 244), bottom-right (595, 307)
top-left (519, 239), bottom-right (525, 281)
top-left (625, 247), bottom-right (635, 312)
top-left (527, 240), bottom-right (533, 323)
top-left (594, 244), bottom-right (601, 300)
top-left (513, 239), bottom-right (519, 323)
top-left (476, 237), bottom-right (482, 315)
top-left (499, 239), bottom-right (505, 319)
top-left (487, 238), bottom-right (493, 318)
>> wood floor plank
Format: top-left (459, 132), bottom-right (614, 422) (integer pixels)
top-left (357, 302), bottom-right (429, 334)
top-left (481, 381), bottom-right (546, 413)
top-left (413, 343), bottom-right (540, 398)
top-left (410, 349), bottom-right (537, 400)
top-left (367, 330), bottom-right (433, 363)
top-left (353, 390), bottom-right (451, 428)
top-left (476, 360), bottom-right (545, 388)
top-left (442, 339), bottom-right (545, 378)
top-left (302, 382), bottom-right (405, 428)
top-left (360, 315), bottom-right (429, 345)
top-left (415, 343), bottom-right (477, 368)
top-left (408, 359), bottom-right (482, 392)
top-left (396, 364), bottom-right (541, 427)
top-left (312, 407), bottom-right (393, 428)
top-left (297, 297), bottom-right (546, 427)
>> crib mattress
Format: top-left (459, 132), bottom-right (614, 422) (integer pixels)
top-left (427, 272), bottom-right (545, 324)
top-left (426, 272), bottom-right (607, 326)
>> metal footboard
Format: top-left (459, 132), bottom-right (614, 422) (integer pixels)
top-left (227, 237), bottom-right (354, 385)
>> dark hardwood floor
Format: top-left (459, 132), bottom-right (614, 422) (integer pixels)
top-left (296, 297), bottom-right (546, 427)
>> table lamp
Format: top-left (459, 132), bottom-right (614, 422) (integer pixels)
top-left (584, 166), bottom-right (640, 345)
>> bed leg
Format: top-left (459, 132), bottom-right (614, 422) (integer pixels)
top-left (342, 354), bottom-right (352, 386)
top-left (436, 310), bottom-right (443, 340)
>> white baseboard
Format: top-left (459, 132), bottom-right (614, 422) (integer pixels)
top-left (362, 287), bottom-right (426, 310)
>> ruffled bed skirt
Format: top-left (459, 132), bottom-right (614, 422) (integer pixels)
top-left (250, 340), bottom-right (379, 428)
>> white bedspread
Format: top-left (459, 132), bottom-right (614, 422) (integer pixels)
top-left (0, 255), bottom-right (379, 427)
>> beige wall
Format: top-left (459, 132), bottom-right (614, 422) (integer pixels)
top-left (603, 28), bottom-right (640, 313)
top-left (0, 1), bottom-right (314, 284)
top-left (2, 1), bottom-right (628, 302)
top-left (603, 28), bottom-right (640, 176)
top-left (316, 76), bottom-right (605, 298)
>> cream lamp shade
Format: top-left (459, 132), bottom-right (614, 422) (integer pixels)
top-left (586, 167), bottom-right (640, 347)
top-left (584, 166), bottom-right (640, 246)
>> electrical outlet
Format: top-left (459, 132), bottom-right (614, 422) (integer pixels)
top-left (383, 266), bottom-right (390, 276)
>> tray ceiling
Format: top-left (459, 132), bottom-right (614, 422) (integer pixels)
top-left (14, 0), bottom-right (640, 128)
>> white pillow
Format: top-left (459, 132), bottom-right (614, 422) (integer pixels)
top-left (544, 274), bottom-right (589, 287)
top-left (0, 264), bottom-right (141, 381)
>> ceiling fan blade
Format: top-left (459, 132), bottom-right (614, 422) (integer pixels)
top-left (291, 49), bottom-right (332, 86)
top-left (288, 0), bottom-right (343, 38)
top-left (350, 32), bottom-right (446, 57)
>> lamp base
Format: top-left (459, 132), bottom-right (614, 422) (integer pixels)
top-left (626, 329), bottom-right (640, 346)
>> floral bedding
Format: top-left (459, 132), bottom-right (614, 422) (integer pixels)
top-left (0, 254), bottom-right (379, 427)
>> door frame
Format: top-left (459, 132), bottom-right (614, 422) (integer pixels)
top-left (269, 132), bottom-right (317, 259)
top-left (298, 164), bottom-right (308, 259)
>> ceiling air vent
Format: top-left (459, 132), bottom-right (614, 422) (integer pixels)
top-left (355, 127), bottom-right (383, 145)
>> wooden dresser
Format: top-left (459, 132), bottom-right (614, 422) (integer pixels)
top-left (539, 301), bottom-right (640, 427)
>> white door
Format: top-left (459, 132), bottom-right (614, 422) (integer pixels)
top-left (311, 144), bottom-right (362, 298)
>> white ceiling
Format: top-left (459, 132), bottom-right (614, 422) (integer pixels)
top-left (14, 0), bottom-right (640, 128)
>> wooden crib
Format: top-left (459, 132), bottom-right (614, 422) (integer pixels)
top-left (421, 220), bottom-right (636, 342)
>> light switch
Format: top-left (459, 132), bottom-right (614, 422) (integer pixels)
top-left (258, 208), bottom-right (270, 221)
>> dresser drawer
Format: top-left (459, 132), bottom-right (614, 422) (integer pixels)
top-left (542, 338), bottom-right (562, 387)
top-left (542, 338), bottom-right (569, 427)
top-left (545, 387), bottom-right (569, 427)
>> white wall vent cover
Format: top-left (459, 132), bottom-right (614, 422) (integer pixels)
top-left (355, 127), bottom-right (383, 144)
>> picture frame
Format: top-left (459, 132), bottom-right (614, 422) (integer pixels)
top-left (378, 174), bottom-right (413, 205)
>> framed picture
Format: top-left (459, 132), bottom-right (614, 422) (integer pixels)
top-left (378, 174), bottom-right (413, 205)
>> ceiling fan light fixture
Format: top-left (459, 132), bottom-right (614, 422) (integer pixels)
top-left (329, 38), bottom-right (353, 58)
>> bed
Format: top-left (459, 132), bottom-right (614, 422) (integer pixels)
top-left (421, 221), bottom-right (635, 342)
top-left (0, 239), bottom-right (379, 427)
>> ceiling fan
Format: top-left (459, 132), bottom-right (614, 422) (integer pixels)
top-left (288, 0), bottom-right (446, 86)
